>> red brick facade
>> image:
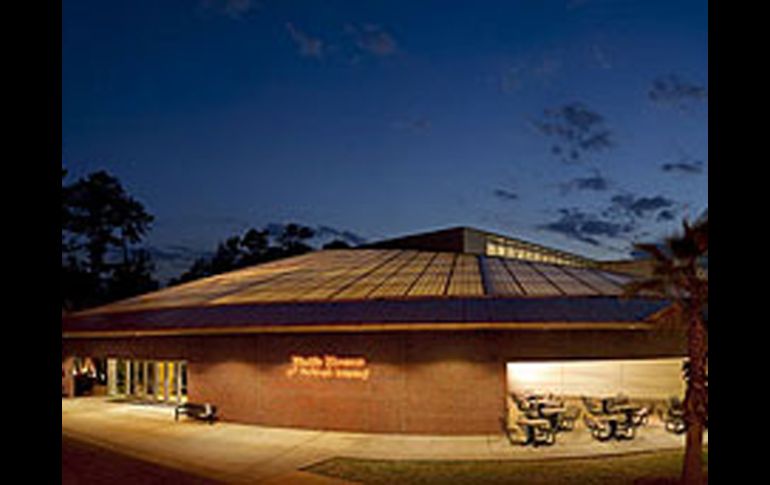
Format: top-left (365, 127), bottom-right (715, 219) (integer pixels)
top-left (62, 328), bottom-right (685, 434)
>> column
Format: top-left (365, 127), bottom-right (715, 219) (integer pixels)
top-left (125, 360), bottom-right (132, 397)
top-left (107, 359), bottom-right (117, 396)
top-left (143, 361), bottom-right (149, 399)
top-left (61, 356), bottom-right (75, 398)
top-left (164, 362), bottom-right (170, 402)
top-left (176, 362), bottom-right (182, 403)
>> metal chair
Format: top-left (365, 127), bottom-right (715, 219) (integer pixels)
top-left (557, 405), bottom-right (581, 431)
top-left (663, 397), bottom-right (687, 434)
top-left (581, 396), bottom-right (604, 416)
top-left (584, 414), bottom-right (613, 441)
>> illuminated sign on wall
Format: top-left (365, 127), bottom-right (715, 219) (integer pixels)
top-left (286, 355), bottom-right (370, 381)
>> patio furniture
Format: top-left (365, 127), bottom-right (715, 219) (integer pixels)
top-left (500, 415), bottom-right (555, 446)
top-left (538, 406), bottom-right (566, 431)
top-left (662, 397), bottom-right (686, 434)
top-left (613, 415), bottom-right (636, 440)
top-left (612, 403), bottom-right (648, 427)
top-left (630, 406), bottom-right (651, 427)
top-left (175, 402), bottom-right (217, 424)
top-left (510, 392), bottom-right (532, 413)
top-left (584, 412), bottom-right (635, 441)
top-left (600, 396), bottom-right (619, 414)
top-left (516, 417), bottom-right (556, 446)
top-left (557, 405), bottom-right (581, 431)
top-left (584, 414), bottom-right (613, 441)
top-left (500, 416), bottom-right (517, 445)
top-left (581, 396), bottom-right (604, 416)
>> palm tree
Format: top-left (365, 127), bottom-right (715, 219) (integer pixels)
top-left (624, 217), bottom-right (708, 485)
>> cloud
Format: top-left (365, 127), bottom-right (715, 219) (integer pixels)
top-left (148, 245), bottom-right (213, 263)
top-left (661, 159), bottom-right (705, 175)
top-left (533, 102), bottom-right (614, 164)
top-left (538, 208), bottom-right (635, 246)
top-left (345, 24), bottom-right (398, 57)
top-left (558, 170), bottom-right (610, 194)
top-left (200, 0), bottom-right (257, 19)
top-left (390, 118), bottom-right (431, 133)
top-left (566, 0), bottom-right (592, 9)
top-left (263, 222), bottom-right (368, 246)
top-left (590, 44), bottom-right (612, 70)
top-left (498, 56), bottom-right (562, 94)
top-left (286, 22), bottom-right (324, 59)
top-left (656, 209), bottom-right (676, 222)
top-left (649, 74), bottom-right (708, 111)
top-left (605, 193), bottom-right (676, 222)
top-left (147, 244), bottom-right (215, 284)
top-left (493, 189), bottom-right (519, 202)
top-left (314, 225), bottom-right (368, 246)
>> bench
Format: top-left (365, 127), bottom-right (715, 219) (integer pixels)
top-left (175, 403), bottom-right (217, 424)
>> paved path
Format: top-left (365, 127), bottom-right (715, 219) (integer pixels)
top-left (63, 434), bottom-right (219, 485)
top-left (63, 398), bottom-right (704, 484)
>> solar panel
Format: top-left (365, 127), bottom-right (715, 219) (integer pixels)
top-left (532, 263), bottom-right (597, 296)
top-left (331, 250), bottom-right (418, 300)
top-left (87, 252), bottom-right (320, 312)
top-left (408, 253), bottom-right (455, 297)
top-left (503, 260), bottom-right (562, 296)
top-left (561, 266), bottom-right (624, 295)
top-left (211, 250), bottom-right (390, 304)
top-left (368, 252), bottom-right (435, 298)
top-left (446, 254), bottom-right (484, 296)
top-left (482, 257), bottom-right (524, 296)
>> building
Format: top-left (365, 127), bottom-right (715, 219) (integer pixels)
top-left (61, 227), bottom-right (686, 435)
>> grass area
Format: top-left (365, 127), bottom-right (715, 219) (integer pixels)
top-left (305, 449), bottom-right (707, 485)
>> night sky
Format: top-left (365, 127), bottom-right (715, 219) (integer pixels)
top-left (62, 0), bottom-right (708, 280)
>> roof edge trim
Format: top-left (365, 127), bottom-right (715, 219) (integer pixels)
top-left (62, 321), bottom-right (653, 339)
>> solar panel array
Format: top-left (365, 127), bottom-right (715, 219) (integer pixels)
top-left (83, 249), bottom-right (634, 314)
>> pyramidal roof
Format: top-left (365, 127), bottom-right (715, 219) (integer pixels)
top-left (63, 227), bottom-right (667, 336)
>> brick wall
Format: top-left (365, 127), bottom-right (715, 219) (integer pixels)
top-left (62, 327), bottom-right (685, 434)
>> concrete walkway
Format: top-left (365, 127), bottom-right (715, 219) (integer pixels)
top-left (62, 398), bottom-right (703, 484)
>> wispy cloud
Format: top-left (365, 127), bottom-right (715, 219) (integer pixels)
top-left (661, 159), bottom-right (705, 175)
top-left (345, 23), bottom-right (398, 57)
top-left (649, 74), bottom-right (708, 111)
top-left (558, 170), bottom-right (610, 194)
top-left (314, 225), bottom-right (368, 246)
top-left (286, 22), bottom-right (324, 59)
top-left (604, 193), bottom-right (677, 221)
top-left (390, 118), bottom-right (431, 133)
top-left (533, 102), bottom-right (614, 164)
top-left (538, 208), bottom-right (635, 247)
top-left (200, 0), bottom-right (257, 19)
top-left (493, 189), bottom-right (519, 202)
top-left (538, 189), bottom-right (682, 250)
top-left (498, 56), bottom-right (562, 94)
top-left (590, 44), bottom-right (612, 70)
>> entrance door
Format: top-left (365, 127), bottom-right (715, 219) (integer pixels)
top-left (106, 358), bottom-right (188, 403)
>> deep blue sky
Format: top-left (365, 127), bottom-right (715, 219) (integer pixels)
top-left (63, 0), bottom-right (708, 277)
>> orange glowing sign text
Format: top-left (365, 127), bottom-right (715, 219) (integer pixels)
top-left (286, 355), bottom-right (370, 381)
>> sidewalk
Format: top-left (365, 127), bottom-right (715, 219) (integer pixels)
top-left (62, 398), bottom-right (700, 484)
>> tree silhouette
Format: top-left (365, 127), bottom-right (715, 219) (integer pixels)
top-left (278, 223), bottom-right (316, 255)
top-left (624, 216), bottom-right (708, 485)
top-left (62, 169), bottom-right (157, 310)
top-left (169, 223), bottom-right (318, 286)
